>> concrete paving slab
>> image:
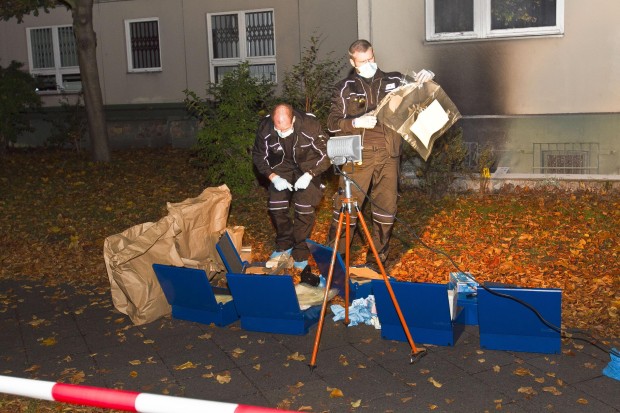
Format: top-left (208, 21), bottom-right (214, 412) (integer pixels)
top-left (525, 350), bottom-right (607, 385)
top-left (574, 375), bottom-right (620, 410)
top-left (177, 366), bottom-right (259, 403)
top-left (261, 377), bottom-right (353, 412)
top-left (446, 341), bottom-right (525, 374)
top-left (0, 349), bottom-right (28, 377)
top-left (23, 333), bottom-right (90, 366)
top-left (237, 355), bottom-right (315, 393)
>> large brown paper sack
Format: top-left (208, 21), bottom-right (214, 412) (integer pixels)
top-left (183, 226), bottom-right (245, 274)
top-left (167, 185), bottom-right (232, 261)
top-left (104, 214), bottom-right (184, 325)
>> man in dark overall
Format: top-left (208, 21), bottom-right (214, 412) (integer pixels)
top-left (253, 103), bottom-right (330, 269)
top-left (326, 39), bottom-right (435, 270)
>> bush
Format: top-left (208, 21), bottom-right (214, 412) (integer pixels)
top-left (406, 126), bottom-right (469, 197)
top-left (282, 34), bottom-right (345, 127)
top-left (404, 126), bottom-right (499, 196)
top-left (45, 93), bottom-right (87, 151)
top-left (184, 62), bottom-right (274, 195)
top-left (0, 60), bottom-right (41, 155)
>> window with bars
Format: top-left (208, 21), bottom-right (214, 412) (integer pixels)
top-left (27, 25), bottom-right (81, 93)
top-left (426, 0), bottom-right (564, 42)
top-left (533, 143), bottom-right (599, 174)
top-left (125, 18), bottom-right (162, 72)
top-left (207, 9), bottom-right (276, 83)
top-left (542, 151), bottom-right (588, 174)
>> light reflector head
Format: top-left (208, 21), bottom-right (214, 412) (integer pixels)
top-left (327, 135), bottom-right (362, 166)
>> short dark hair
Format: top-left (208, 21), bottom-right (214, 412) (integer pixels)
top-left (348, 39), bottom-right (372, 58)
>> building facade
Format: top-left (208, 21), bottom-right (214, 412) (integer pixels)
top-left (1, 0), bottom-right (618, 175)
top-left (358, 0), bottom-right (619, 175)
top-left (0, 0), bottom-right (357, 149)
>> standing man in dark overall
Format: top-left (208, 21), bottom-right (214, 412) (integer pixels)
top-left (327, 39), bottom-right (435, 270)
top-left (253, 103), bottom-right (330, 269)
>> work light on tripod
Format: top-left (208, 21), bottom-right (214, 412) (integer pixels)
top-left (326, 135), bottom-right (362, 166)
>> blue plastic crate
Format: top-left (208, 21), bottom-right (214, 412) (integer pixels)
top-left (478, 286), bottom-right (561, 354)
top-left (306, 240), bottom-right (372, 300)
top-left (226, 273), bottom-right (320, 335)
top-left (372, 280), bottom-right (463, 347)
top-left (152, 264), bottom-right (239, 326)
top-left (455, 292), bottom-right (478, 325)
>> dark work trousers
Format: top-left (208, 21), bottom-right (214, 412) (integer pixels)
top-left (327, 147), bottom-right (399, 264)
top-left (268, 169), bottom-right (323, 262)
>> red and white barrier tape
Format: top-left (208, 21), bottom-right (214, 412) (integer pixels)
top-left (0, 375), bottom-right (294, 413)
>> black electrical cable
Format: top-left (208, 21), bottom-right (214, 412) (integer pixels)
top-left (332, 164), bottom-right (619, 358)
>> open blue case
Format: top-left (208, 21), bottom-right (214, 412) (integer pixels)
top-left (152, 263), bottom-right (239, 326)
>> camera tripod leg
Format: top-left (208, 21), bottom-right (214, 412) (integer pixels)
top-left (309, 175), bottom-right (424, 368)
top-left (355, 205), bottom-right (422, 357)
top-left (308, 204), bottom-right (346, 370)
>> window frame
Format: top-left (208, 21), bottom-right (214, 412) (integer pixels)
top-left (426, 0), bottom-right (564, 42)
top-left (26, 24), bottom-right (81, 94)
top-left (206, 8), bottom-right (277, 83)
top-left (124, 17), bottom-right (163, 73)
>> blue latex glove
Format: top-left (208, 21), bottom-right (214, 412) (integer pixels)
top-left (294, 172), bottom-right (313, 191)
top-left (271, 175), bottom-right (293, 191)
top-left (603, 348), bottom-right (620, 381)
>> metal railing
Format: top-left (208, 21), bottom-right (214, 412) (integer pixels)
top-left (532, 142), bottom-right (599, 174)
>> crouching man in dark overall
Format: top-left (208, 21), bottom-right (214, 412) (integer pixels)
top-left (252, 103), bottom-right (330, 269)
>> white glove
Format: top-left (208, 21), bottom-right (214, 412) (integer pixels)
top-left (294, 172), bottom-right (313, 191)
top-left (353, 115), bottom-right (377, 129)
top-left (271, 175), bottom-right (293, 191)
top-left (414, 69), bottom-right (435, 84)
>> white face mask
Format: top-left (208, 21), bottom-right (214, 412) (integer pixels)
top-left (276, 127), bottom-right (294, 138)
top-left (357, 62), bottom-right (377, 78)
top-left (275, 116), bottom-right (295, 138)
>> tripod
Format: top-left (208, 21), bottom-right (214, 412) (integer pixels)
top-left (309, 170), bottom-right (426, 368)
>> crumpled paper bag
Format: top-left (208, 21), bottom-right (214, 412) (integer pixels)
top-left (372, 80), bottom-right (461, 161)
top-left (104, 185), bottom-right (234, 325)
top-left (104, 215), bottom-right (183, 325)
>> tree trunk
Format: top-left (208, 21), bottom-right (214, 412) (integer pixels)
top-left (71, 0), bottom-right (110, 162)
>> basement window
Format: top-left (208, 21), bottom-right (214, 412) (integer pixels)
top-left (533, 143), bottom-right (599, 174)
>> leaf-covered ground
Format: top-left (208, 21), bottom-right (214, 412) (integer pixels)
top-left (1, 148), bottom-right (618, 342)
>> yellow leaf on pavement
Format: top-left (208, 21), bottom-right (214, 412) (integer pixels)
top-left (231, 347), bottom-right (245, 358)
top-left (216, 373), bottom-right (231, 384)
top-left (517, 386), bottom-right (537, 395)
top-left (41, 337), bottom-right (57, 346)
top-left (287, 352), bottom-right (306, 361)
top-left (174, 361), bottom-right (198, 370)
top-left (329, 388), bottom-right (344, 398)
top-left (428, 377), bottom-right (442, 388)
top-left (543, 386), bottom-right (562, 396)
top-left (514, 367), bottom-right (532, 376)
top-left (28, 318), bottom-right (46, 327)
